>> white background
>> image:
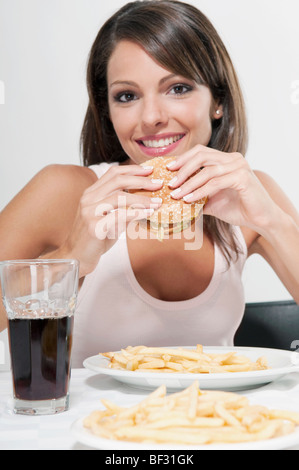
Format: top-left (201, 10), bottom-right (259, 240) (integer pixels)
top-left (0, 0), bottom-right (298, 313)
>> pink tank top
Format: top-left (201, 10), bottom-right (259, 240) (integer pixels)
top-left (72, 163), bottom-right (248, 367)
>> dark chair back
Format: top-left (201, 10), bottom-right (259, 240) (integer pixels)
top-left (234, 300), bottom-right (299, 350)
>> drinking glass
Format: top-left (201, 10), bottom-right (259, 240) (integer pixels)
top-left (0, 259), bottom-right (79, 415)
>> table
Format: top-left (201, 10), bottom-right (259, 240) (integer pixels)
top-left (1, 368), bottom-right (299, 450)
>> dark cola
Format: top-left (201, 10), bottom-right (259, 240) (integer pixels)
top-left (8, 315), bottom-right (74, 401)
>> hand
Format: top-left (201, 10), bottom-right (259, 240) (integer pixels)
top-left (60, 164), bottom-right (162, 276)
top-left (167, 144), bottom-right (279, 232)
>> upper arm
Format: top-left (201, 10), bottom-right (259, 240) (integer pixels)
top-left (0, 164), bottom-right (96, 260)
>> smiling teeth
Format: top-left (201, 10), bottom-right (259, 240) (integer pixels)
top-left (142, 134), bottom-right (183, 148)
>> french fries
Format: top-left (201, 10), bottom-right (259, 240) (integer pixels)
top-left (83, 381), bottom-right (299, 446)
top-left (101, 345), bottom-right (269, 374)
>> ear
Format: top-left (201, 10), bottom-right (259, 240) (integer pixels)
top-left (213, 104), bottom-right (223, 120)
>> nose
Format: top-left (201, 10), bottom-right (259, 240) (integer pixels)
top-left (140, 95), bottom-right (168, 130)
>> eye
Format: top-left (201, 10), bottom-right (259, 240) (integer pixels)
top-left (169, 84), bottom-right (193, 96)
top-left (114, 91), bottom-right (138, 103)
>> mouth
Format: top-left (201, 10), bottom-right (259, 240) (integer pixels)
top-left (136, 133), bottom-right (185, 156)
top-left (139, 134), bottom-right (184, 148)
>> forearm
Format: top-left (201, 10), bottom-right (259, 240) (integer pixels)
top-left (39, 247), bottom-right (84, 277)
top-left (38, 244), bottom-right (97, 280)
top-left (255, 209), bottom-right (299, 304)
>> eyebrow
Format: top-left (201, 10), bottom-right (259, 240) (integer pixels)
top-left (109, 73), bottom-right (180, 88)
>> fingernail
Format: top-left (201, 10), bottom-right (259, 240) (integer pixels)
top-left (151, 197), bottom-right (163, 203)
top-left (168, 176), bottom-right (178, 187)
top-left (142, 165), bottom-right (154, 170)
top-left (166, 160), bottom-right (177, 169)
top-left (183, 193), bottom-right (194, 202)
top-left (171, 188), bottom-right (182, 197)
top-left (151, 178), bottom-right (164, 184)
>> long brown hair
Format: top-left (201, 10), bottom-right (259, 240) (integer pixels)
top-left (80, 0), bottom-right (248, 262)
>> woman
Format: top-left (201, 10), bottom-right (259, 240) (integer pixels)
top-left (0, 0), bottom-right (298, 366)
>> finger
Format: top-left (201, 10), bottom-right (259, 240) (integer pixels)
top-left (84, 163), bottom-right (154, 195)
top-left (170, 159), bottom-right (245, 200)
top-left (83, 173), bottom-right (164, 205)
top-left (166, 144), bottom-right (215, 169)
top-left (177, 171), bottom-right (240, 203)
top-left (94, 192), bottom-right (162, 216)
top-left (168, 150), bottom-right (238, 190)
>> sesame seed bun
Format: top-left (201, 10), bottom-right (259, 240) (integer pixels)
top-left (130, 156), bottom-right (207, 238)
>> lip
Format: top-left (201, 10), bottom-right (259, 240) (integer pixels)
top-left (136, 133), bottom-right (185, 157)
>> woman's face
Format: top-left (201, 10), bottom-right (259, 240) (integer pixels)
top-left (107, 40), bottom-right (220, 165)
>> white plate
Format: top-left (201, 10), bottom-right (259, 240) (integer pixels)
top-left (71, 416), bottom-right (299, 450)
top-left (83, 346), bottom-right (299, 391)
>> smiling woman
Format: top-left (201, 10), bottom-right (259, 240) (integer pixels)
top-left (0, 1), bottom-right (298, 366)
top-left (81, 0), bottom-right (248, 263)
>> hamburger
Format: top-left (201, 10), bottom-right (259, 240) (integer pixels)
top-left (130, 156), bottom-right (207, 240)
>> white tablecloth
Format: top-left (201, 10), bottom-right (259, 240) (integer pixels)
top-left (1, 368), bottom-right (299, 450)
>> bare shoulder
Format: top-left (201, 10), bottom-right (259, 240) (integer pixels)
top-left (253, 169), bottom-right (281, 192)
top-left (254, 170), bottom-right (298, 221)
top-left (12, 164), bottom-right (97, 211)
top-left (2, 164), bottom-right (98, 226)
top-left (0, 164), bottom-right (97, 259)
top-left (32, 163), bottom-right (97, 193)
top-left (253, 169), bottom-right (280, 193)
top-left (246, 170), bottom-right (299, 256)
